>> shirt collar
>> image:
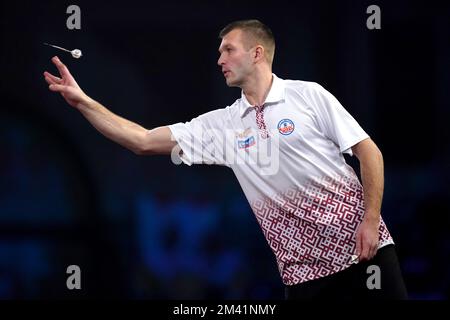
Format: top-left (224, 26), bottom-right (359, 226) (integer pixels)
top-left (239, 73), bottom-right (286, 118)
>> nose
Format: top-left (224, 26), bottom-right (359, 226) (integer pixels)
top-left (217, 53), bottom-right (225, 66)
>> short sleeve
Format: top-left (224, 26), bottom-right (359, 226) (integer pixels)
top-left (168, 108), bottom-right (230, 166)
top-left (302, 82), bottom-right (370, 156)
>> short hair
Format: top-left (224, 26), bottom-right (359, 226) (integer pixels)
top-left (219, 19), bottom-right (276, 66)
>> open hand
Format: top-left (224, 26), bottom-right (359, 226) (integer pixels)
top-left (44, 56), bottom-right (90, 109)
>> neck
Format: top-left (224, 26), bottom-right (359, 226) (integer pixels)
top-left (242, 68), bottom-right (273, 106)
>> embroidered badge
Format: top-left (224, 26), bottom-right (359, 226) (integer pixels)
top-left (277, 119), bottom-right (295, 135)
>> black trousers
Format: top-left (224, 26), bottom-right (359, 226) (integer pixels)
top-left (285, 244), bottom-right (408, 300)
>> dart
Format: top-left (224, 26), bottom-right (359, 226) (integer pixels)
top-left (44, 42), bottom-right (82, 59)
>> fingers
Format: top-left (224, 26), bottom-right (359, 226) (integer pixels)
top-left (359, 240), bottom-right (378, 262)
top-left (360, 243), bottom-right (370, 262)
top-left (356, 231), bottom-right (369, 262)
top-left (44, 71), bottom-right (62, 84)
top-left (44, 76), bottom-right (54, 85)
top-left (48, 84), bottom-right (67, 93)
top-left (51, 56), bottom-right (72, 78)
top-left (44, 75), bottom-right (59, 86)
top-left (360, 235), bottom-right (377, 261)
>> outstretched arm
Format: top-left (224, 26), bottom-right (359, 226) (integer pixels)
top-left (351, 138), bottom-right (384, 262)
top-left (44, 56), bottom-right (176, 155)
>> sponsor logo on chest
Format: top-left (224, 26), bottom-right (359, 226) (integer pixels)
top-left (238, 136), bottom-right (256, 149)
top-left (277, 119), bottom-right (295, 135)
top-left (235, 127), bottom-right (256, 149)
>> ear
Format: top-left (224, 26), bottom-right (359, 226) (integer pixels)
top-left (253, 45), bottom-right (265, 62)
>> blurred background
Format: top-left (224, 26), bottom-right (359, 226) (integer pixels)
top-left (0, 0), bottom-right (449, 299)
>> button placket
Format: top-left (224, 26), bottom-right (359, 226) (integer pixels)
top-left (255, 104), bottom-right (269, 139)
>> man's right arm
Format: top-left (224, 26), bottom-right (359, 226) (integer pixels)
top-left (44, 56), bottom-right (177, 155)
top-left (76, 97), bottom-right (176, 155)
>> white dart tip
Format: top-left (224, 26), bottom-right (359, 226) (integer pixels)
top-left (71, 49), bottom-right (82, 59)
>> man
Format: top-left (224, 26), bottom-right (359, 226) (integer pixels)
top-left (44, 19), bottom-right (407, 299)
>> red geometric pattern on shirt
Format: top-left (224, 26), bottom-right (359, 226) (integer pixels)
top-left (251, 175), bottom-right (394, 285)
top-left (255, 104), bottom-right (269, 139)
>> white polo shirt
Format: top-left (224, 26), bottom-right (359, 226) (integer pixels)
top-left (168, 74), bottom-right (394, 285)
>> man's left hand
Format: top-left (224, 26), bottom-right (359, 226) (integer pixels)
top-left (355, 216), bottom-right (380, 262)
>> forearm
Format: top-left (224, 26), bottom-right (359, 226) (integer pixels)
top-left (359, 147), bottom-right (384, 222)
top-left (76, 97), bottom-right (148, 154)
top-left (44, 56), bottom-right (174, 155)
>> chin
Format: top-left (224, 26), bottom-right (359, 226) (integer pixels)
top-left (225, 78), bottom-right (240, 88)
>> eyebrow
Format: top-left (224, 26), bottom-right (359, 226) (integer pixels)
top-left (218, 44), bottom-right (234, 53)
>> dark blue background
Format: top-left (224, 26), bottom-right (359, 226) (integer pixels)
top-left (0, 0), bottom-right (449, 299)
